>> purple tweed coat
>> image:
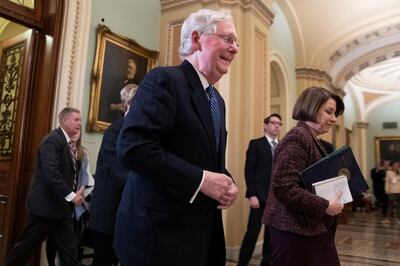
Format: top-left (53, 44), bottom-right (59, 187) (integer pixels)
top-left (263, 121), bottom-right (334, 236)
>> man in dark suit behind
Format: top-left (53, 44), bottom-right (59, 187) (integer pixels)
top-left (89, 84), bottom-right (137, 266)
top-left (114, 8), bottom-right (239, 266)
top-left (7, 107), bottom-right (84, 266)
top-left (238, 114), bottom-right (282, 266)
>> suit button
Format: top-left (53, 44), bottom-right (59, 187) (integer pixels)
top-left (208, 212), bottom-right (214, 219)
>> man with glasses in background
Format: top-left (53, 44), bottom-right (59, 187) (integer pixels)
top-left (238, 114), bottom-right (282, 266)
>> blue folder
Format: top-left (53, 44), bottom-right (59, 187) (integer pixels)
top-left (299, 146), bottom-right (369, 197)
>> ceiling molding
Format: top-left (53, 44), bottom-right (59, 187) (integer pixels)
top-left (160, 0), bottom-right (275, 25)
top-left (328, 23), bottom-right (400, 66)
top-left (333, 44), bottom-right (400, 88)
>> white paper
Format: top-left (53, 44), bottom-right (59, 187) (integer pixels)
top-left (312, 175), bottom-right (353, 204)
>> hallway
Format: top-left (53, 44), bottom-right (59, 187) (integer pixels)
top-left (227, 209), bottom-right (400, 265)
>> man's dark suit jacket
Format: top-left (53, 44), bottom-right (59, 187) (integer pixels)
top-left (27, 127), bottom-right (76, 219)
top-left (245, 137), bottom-right (273, 203)
top-left (89, 116), bottom-right (128, 235)
top-left (114, 60), bottom-right (228, 266)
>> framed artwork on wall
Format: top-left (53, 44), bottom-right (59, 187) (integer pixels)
top-left (374, 136), bottom-right (400, 164)
top-left (87, 25), bottom-right (158, 132)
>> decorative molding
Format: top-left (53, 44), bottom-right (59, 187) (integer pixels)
top-left (296, 67), bottom-right (345, 97)
top-left (53, 0), bottom-right (91, 128)
top-left (0, 5), bottom-right (42, 28)
top-left (355, 122), bottom-right (369, 129)
top-left (165, 19), bottom-right (184, 66)
top-left (329, 23), bottom-right (400, 65)
top-left (160, 0), bottom-right (274, 26)
top-left (342, 50), bottom-right (400, 83)
top-left (254, 26), bottom-right (268, 118)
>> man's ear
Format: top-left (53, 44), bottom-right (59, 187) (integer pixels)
top-left (191, 31), bottom-right (202, 51)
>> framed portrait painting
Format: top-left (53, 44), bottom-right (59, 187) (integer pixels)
top-left (87, 25), bottom-right (158, 132)
top-left (374, 136), bottom-right (400, 164)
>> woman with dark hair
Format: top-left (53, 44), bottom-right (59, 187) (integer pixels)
top-left (262, 87), bottom-right (345, 266)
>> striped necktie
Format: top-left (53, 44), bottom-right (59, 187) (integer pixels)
top-left (69, 142), bottom-right (78, 191)
top-left (206, 85), bottom-right (221, 151)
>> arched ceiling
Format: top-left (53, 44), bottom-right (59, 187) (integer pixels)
top-left (275, 0), bottom-right (400, 122)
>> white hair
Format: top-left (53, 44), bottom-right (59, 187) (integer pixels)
top-left (179, 9), bottom-right (232, 60)
top-left (120, 83), bottom-right (138, 105)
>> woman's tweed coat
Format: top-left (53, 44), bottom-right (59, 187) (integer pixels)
top-left (263, 121), bottom-right (334, 235)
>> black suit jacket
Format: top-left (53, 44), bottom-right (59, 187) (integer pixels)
top-left (244, 137), bottom-right (273, 203)
top-left (89, 116), bottom-right (128, 235)
top-left (114, 60), bottom-right (228, 265)
top-left (27, 127), bottom-right (77, 219)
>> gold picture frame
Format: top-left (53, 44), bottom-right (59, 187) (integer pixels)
top-left (374, 136), bottom-right (400, 164)
top-left (87, 25), bottom-right (158, 132)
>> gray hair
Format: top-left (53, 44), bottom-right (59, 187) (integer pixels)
top-left (120, 83), bottom-right (138, 105)
top-left (58, 107), bottom-right (80, 125)
top-left (179, 9), bottom-right (233, 59)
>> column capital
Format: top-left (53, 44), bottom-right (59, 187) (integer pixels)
top-left (296, 67), bottom-right (345, 97)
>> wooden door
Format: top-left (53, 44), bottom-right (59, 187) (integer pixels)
top-left (0, 29), bottom-right (36, 264)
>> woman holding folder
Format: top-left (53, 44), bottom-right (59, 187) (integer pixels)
top-left (263, 87), bottom-right (345, 266)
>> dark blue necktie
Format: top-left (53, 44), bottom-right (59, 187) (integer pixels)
top-left (206, 85), bottom-right (221, 151)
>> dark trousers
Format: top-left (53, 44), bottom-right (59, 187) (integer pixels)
top-left (269, 227), bottom-right (339, 266)
top-left (46, 215), bottom-right (85, 265)
top-left (238, 203), bottom-right (271, 266)
top-left (91, 230), bottom-right (119, 266)
top-left (6, 213), bottom-right (79, 266)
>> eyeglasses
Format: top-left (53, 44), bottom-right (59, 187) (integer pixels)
top-left (204, 32), bottom-right (240, 47)
top-left (269, 121), bottom-right (282, 126)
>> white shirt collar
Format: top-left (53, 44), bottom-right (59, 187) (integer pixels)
top-left (265, 135), bottom-right (278, 144)
top-left (191, 64), bottom-right (211, 91)
top-left (60, 127), bottom-right (71, 143)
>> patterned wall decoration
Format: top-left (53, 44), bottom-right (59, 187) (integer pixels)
top-left (343, 50), bottom-right (400, 82)
top-left (329, 23), bottom-right (400, 65)
top-left (0, 41), bottom-right (25, 156)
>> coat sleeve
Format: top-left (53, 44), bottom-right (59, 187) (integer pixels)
top-left (272, 130), bottom-right (329, 218)
top-left (117, 68), bottom-right (203, 202)
top-left (244, 140), bottom-right (257, 198)
top-left (37, 135), bottom-right (72, 199)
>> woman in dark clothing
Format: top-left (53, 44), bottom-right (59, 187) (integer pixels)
top-left (262, 87), bottom-right (345, 266)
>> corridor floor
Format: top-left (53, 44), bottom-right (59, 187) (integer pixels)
top-left (227, 210), bottom-right (400, 266)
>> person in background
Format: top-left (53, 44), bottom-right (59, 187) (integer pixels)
top-left (263, 87), bottom-right (345, 266)
top-left (7, 107), bottom-right (83, 266)
top-left (382, 161), bottom-right (400, 224)
top-left (371, 160), bottom-right (385, 209)
top-left (114, 8), bottom-right (239, 266)
top-left (237, 114), bottom-right (282, 266)
top-left (89, 84), bottom-right (137, 266)
top-left (46, 129), bottom-right (94, 266)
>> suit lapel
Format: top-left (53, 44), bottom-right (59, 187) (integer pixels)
top-left (181, 60), bottom-right (218, 164)
top-left (262, 137), bottom-right (273, 156)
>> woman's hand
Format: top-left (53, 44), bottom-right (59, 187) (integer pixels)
top-left (325, 191), bottom-right (344, 216)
